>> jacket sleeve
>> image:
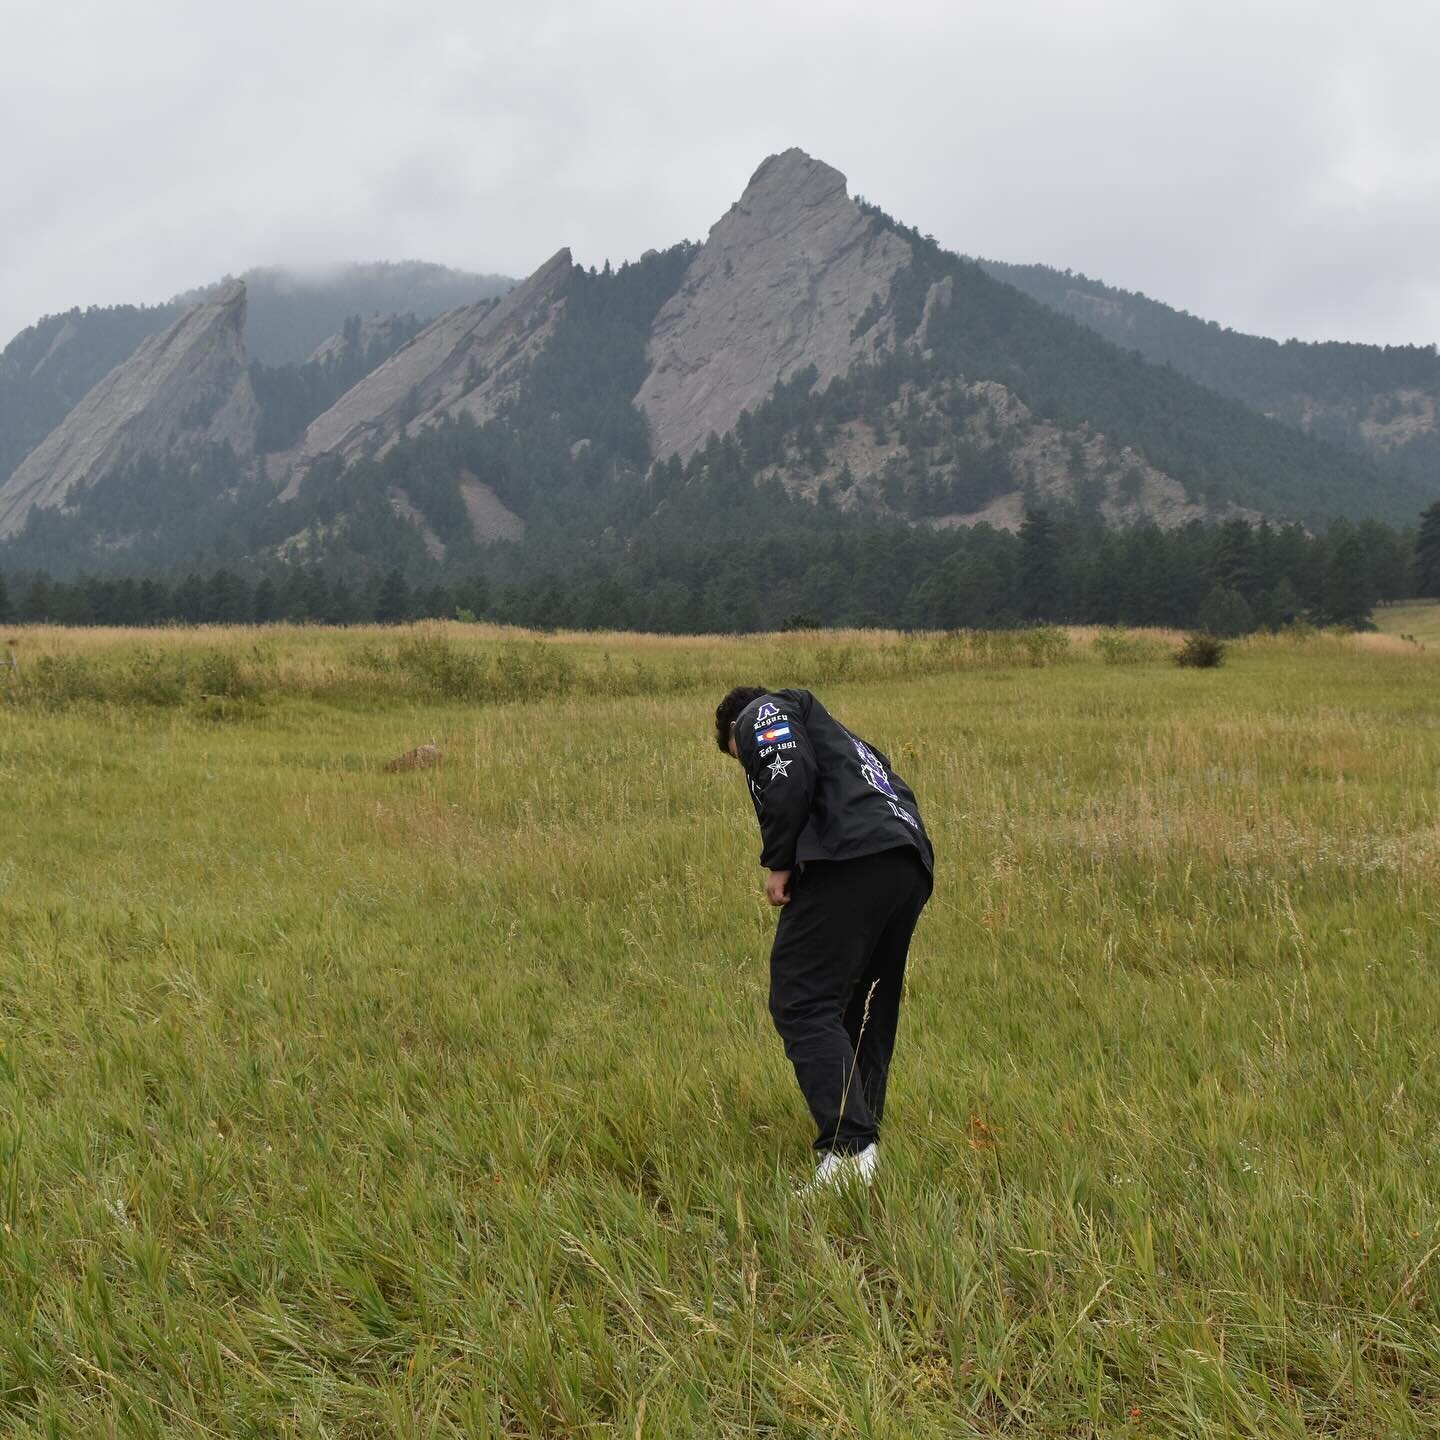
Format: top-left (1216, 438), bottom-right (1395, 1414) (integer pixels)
top-left (735, 702), bottom-right (816, 871)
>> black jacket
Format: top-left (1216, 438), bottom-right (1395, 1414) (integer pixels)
top-left (734, 688), bottom-right (934, 876)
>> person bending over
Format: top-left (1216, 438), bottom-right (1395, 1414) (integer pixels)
top-left (715, 686), bottom-right (934, 1195)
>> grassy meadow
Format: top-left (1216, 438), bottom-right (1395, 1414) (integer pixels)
top-left (1375, 597), bottom-right (1440, 647)
top-left (1, 619), bottom-right (1439, 1437)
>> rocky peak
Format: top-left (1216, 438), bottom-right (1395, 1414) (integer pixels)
top-left (0, 282), bottom-right (256, 538)
top-left (305, 313), bottom-right (413, 367)
top-left (634, 148), bottom-right (913, 460)
top-left (279, 249), bottom-right (574, 494)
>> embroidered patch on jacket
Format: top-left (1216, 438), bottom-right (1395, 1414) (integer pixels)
top-left (754, 702), bottom-right (780, 722)
top-left (755, 725), bottom-right (791, 745)
top-left (767, 755), bottom-right (793, 779)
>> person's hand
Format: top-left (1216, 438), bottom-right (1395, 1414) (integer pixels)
top-left (766, 869), bottom-right (792, 906)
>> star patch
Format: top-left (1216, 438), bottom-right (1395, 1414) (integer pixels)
top-left (767, 755), bottom-right (793, 780)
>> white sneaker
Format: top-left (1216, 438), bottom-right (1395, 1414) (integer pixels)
top-left (795, 1143), bottom-right (879, 1198)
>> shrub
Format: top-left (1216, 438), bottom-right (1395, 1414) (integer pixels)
top-left (492, 642), bottom-right (576, 702)
top-left (15, 654), bottom-right (104, 707)
top-left (196, 649), bottom-right (257, 700)
top-left (1020, 626), bottom-right (1072, 667)
top-left (123, 648), bottom-right (190, 705)
top-left (395, 632), bottom-right (487, 700)
top-left (1174, 633), bottom-right (1226, 668)
top-left (1095, 628), bottom-right (1164, 665)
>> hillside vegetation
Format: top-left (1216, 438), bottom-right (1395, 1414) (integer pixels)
top-left (2, 623), bottom-right (1438, 1435)
top-left (3, 152), bottom-right (1425, 586)
top-left (983, 258), bottom-right (1440, 496)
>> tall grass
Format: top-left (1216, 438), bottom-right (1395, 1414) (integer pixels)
top-left (2, 622), bottom-right (1093, 713)
top-left (1, 623), bottom-right (1438, 1435)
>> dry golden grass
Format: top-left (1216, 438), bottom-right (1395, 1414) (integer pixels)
top-left (3, 621), bottom-right (1440, 1435)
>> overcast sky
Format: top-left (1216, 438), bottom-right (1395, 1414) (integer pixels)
top-left (3, 0), bottom-right (1438, 349)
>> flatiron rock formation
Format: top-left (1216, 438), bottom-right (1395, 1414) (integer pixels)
top-left (279, 249), bottom-right (574, 494)
top-left (0, 282), bottom-right (257, 538)
top-left (634, 149), bottom-right (913, 460)
top-left (306, 313), bottom-right (415, 366)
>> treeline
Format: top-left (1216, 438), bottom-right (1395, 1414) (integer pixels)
top-left (2, 510), bottom-right (1428, 634)
top-left (0, 568), bottom-right (490, 628)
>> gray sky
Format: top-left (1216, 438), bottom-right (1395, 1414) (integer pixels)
top-left (3, 0), bottom-right (1438, 349)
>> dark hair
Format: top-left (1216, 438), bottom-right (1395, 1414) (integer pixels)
top-left (714, 686), bottom-right (769, 753)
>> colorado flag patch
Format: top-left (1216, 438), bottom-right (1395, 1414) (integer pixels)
top-left (756, 725), bottom-right (792, 745)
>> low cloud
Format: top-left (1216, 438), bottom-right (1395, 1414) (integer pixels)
top-left (2, 0), bottom-right (1436, 348)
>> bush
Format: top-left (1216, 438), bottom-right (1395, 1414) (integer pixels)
top-left (1095, 628), bottom-right (1164, 665)
top-left (14, 654), bottom-right (104, 707)
top-left (123, 648), bottom-right (190, 705)
top-left (1174, 633), bottom-right (1226, 668)
top-left (1020, 626), bottom-right (1072, 667)
top-left (196, 649), bottom-right (258, 700)
top-left (492, 642), bottom-right (577, 702)
top-left (396, 632), bottom-right (487, 699)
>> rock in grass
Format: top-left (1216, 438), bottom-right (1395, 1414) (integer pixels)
top-left (384, 744), bottom-right (442, 773)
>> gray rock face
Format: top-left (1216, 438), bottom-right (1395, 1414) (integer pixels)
top-left (279, 250), bottom-right (573, 496)
top-left (306, 313), bottom-right (414, 366)
top-left (0, 282), bottom-right (256, 538)
top-left (634, 149), bottom-right (912, 461)
top-left (458, 472), bottom-right (525, 542)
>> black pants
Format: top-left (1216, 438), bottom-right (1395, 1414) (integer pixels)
top-left (768, 847), bottom-right (932, 1155)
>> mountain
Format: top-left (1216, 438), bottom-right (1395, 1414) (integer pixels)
top-left (0, 262), bottom-right (512, 490)
top-left (0, 304), bottom-right (178, 492)
top-left (0, 148), bottom-right (1423, 582)
top-left (980, 258), bottom-right (1440, 491)
top-left (635, 149), bottom-right (913, 458)
top-left (277, 249), bottom-right (573, 485)
top-left (0, 283), bottom-right (256, 539)
top-left (272, 150), bottom-right (1397, 539)
top-left (174, 262), bottom-right (514, 366)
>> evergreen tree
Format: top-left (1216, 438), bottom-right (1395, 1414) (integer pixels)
top-left (278, 569), bottom-right (313, 622)
top-left (110, 578), bottom-right (143, 626)
top-left (205, 570), bottom-right (251, 624)
top-left (1416, 500), bottom-right (1440, 597)
top-left (138, 578), bottom-right (168, 625)
top-left (1198, 585), bottom-right (1255, 637)
top-left (299, 567), bottom-right (331, 622)
top-left (1018, 507), bottom-right (1062, 620)
top-left (456, 573), bottom-right (491, 620)
top-left (22, 578), bottom-right (52, 623)
top-left (1323, 534), bottom-right (1374, 627)
top-left (0, 574), bottom-right (11, 625)
top-left (417, 584), bottom-right (453, 620)
top-left (374, 569), bottom-right (411, 624)
top-left (1268, 577), bottom-right (1303, 627)
top-left (173, 574), bottom-right (207, 622)
top-left (252, 577), bottom-right (279, 623)
top-left (1214, 518), bottom-right (1258, 600)
top-left (326, 576), bottom-right (361, 625)
top-left (1356, 520), bottom-right (1411, 603)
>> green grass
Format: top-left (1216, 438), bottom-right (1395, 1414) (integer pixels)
top-left (1375, 597), bottom-right (1440, 647)
top-left (2, 622), bottom-right (1439, 1436)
